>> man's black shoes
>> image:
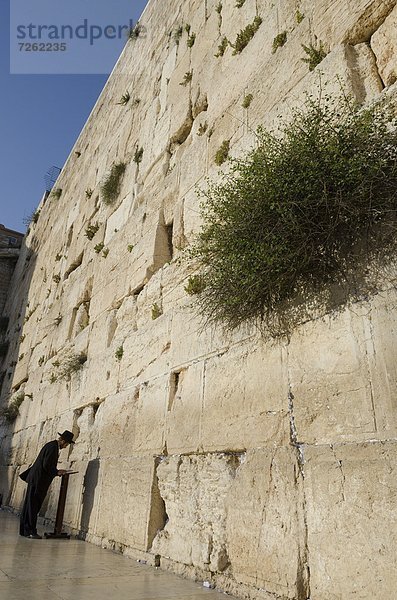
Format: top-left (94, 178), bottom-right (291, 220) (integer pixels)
top-left (27, 533), bottom-right (42, 539)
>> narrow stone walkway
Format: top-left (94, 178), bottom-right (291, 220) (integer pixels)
top-left (0, 510), bottom-right (235, 600)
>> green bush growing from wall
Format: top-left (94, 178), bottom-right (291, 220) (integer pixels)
top-left (190, 97), bottom-right (397, 335)
top-left (101, 162), bottom-right (126, 205)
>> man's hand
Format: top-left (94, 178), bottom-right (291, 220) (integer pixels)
top-left (57, 469), bottom-right (68, 476)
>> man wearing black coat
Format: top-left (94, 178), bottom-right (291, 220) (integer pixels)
top-left (19, 430), bottom-right (75, 539)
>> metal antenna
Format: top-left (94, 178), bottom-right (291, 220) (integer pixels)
top-left (44, 166), bottom-right (62, 192)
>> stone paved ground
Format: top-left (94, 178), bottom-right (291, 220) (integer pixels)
top-left (0, 510), bottom-right (236, 600)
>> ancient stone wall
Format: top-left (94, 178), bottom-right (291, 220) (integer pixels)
top-left (1, 1), bottom-right (397, 598)
top-left (0, 256), bottom-right (17, 316)
top-left (0, 224), bottom-right (23, 315)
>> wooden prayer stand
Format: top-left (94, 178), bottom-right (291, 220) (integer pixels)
top-left (44, 472), bottom-right (77, 539)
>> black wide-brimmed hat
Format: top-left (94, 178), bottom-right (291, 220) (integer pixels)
top-left (58, 430), bottom-right (75, 444)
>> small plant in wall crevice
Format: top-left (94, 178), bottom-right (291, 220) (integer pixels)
top-left (214, 140), bottom-right (230, 165)
top-left (232, 16), bottom-right (262, 54)
top-left (133, 147), bottom-right (144, 164)
top-left (94, 242), bottom-right (105, 254)
top-left (272, 31), bottom-right (287, 53)
top-left (117, 91), bottom-right (131, 105)
top-left (51, 188), bottom-right (63, 200)
top-left (242, 93), bottom-right (253, 108)
top-left (302, 40), bottom-right (328, 71)
top-left (85, 223), bottom-right (100, 240)
top-left (185, 275), bottom-right (206, 295)
top-left (179, 71), bottom-right (193, 86)
top-left (197, 122), bottom-right (208, 136)
top-left (23, 210), bottom-right (40, 227)
top-left (128, 22), bottom-right (142, 40)
top-left (115, 346), bottom-right (124, 361)
top-left (173, 25), bottom-right (183, 44)
top-left (151, 303), bottom-right (162, 320)
top-left (57, 352), bottom-right (87, 380)
top-left (215, 37), bottom-right (229, 58)
top-left (187, 32), bottom-right (196, 48)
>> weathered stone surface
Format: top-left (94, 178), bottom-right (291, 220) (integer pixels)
top-left (371, 4), bottom-right (397, 85)
top-left (304, 442), bottom-right (397, 599)
top-left (201, 340), bottom-right (290, 451)
top-left (152, 453), bottom-right (240, 571)
top-left (226, 448), bottom-right (308, 600)
top-left (1, 0), bottom-right (397, 598)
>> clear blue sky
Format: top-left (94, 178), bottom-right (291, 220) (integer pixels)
top-left (1, 0), bottom-right (148, 233)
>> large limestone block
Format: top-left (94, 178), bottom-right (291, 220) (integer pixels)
top-left (0, 466), bottom-right (16, 507)
top-left (201, 339), bottom-right (290, 451)
top-left (120, 325), bottom-right (172, 386)
top-left (104, 192), bottom-right (134, 246)
top-left (371, 4), bottom-right (397, 85)
top-left (74, 349), bottom-right (118, 406)
top-left (12, 354), bottom-right (29, 390)
top-left (89, 265), bottom-right (134, 322)
top-left (130, 376), bottom-right (168, 454)
top-left (38, 380), bottom-right (72, 422)
top-left (114, 294), bottom-right (138, 338)
top-left (160, 261), bottom-right (190, 316)
top-left (40, 473), bottom-right (63, 523)
top-left (159, 46), bottom-right (178, 116)
top-left (135, 268), bottom-right (164, 329)
top-left (180, 186), bottom-right (203, 243)
top-left (57, 262), bottom-right (95, 322)
top-left (88, 307), bottom-right (121, 354)
top-left (167, 49), bottom-right (194, 149)
top-left (137, 101), bottom-right (166, 177)
top-left (180, 0), bottom-right (206, 33)
top-left (249, 38), bottom-right (381, 138)
top-left (304, 442), bottom-right (397, 599)
top-left (164, 362), bottom-right (204, 453)
top-left (207, 108), bottom-right (244, 177)
top-left (226, 447), bottom-right (307, 599)
top-left (93, 391), bottom-right (139, 458)
top-left (288, 310), bottom-right (377, 444)
top-left (233, 24), bottom-right (310, 132)
top-left (74, 404), bottom-right (101, 446)
top-left (0, 430), bottom-right (13, 466)
top-left (360, 289), bottom-right (397, 435)
top-left (13, 391), bottom-right (41, 432)
top-left (8, 427), bottom-right (39, 468)
top-left (62, 458), bottom-right (101, 536)
top-left (94, 456), bottom-right (156, 550)
top-left (345, 42), bottom-right (384, 101)
top-left (306, 0), bottom-right (397, 45)
top-left (152, 453), bottom-right (240, 571)
top-left (9, 469), bottom-right (30, 512)
top-left (175, 133), bottom-right (207, 198)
